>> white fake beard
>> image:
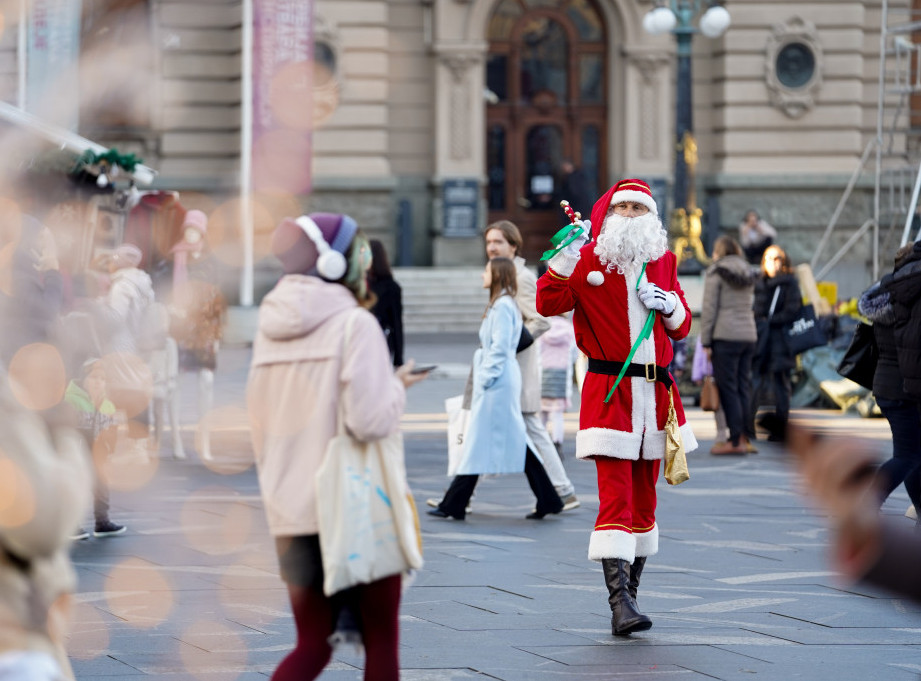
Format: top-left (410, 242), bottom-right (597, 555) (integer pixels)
top-left (594, 212), bottom-right (669, 275)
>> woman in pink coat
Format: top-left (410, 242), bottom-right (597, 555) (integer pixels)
top-left (247, 213), bottom-right (428, 681)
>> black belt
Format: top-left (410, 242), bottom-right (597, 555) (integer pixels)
top-left (587, 358), bottom-right (673, 389)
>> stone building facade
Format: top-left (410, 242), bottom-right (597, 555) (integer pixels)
top-left (0, 0), bottom-right (912, 300)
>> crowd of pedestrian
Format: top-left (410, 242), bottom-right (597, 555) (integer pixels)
top-left (11, 168), bottom-right (921, 681)
top-left (0, 192), bottom-right (227, 679)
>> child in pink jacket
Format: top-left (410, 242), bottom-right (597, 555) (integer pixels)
top-left (539, 312), bottom-right (576, 454)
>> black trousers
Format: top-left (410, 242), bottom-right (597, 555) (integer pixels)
top-left (711, 339), bottom-right (756, 445)
top-left (750, 369), bottom-right (792, 435)
top-left (438, 448), bottom-right (563, 518)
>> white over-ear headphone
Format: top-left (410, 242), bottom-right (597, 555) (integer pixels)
top-left (295, 216), bottom-right (348, 280)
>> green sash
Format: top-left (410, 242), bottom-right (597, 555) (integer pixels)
top-left (604, 262), bottom-right (655, 404)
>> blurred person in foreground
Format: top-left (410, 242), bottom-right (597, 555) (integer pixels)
top-left (247, 213), bottom-right (428, 681)
top-left (94, 243), bottom-right (159, 449)
top-left (858, 244), bottom-right (921, 518)
top-left (789, 424), bottom-right (921, 603)
top-left (0, 366), bottom-right (92, 680)
top-left (367, 239), bottom-right (404, 367)
top-left (537, 178), bottom-right (697, 636)
top-left (165, 209), bottom-right (225, 460)
top-left (63, 359), bottom-right (125, 540)
top-left (0, 215), bottom-right (63, 366)
top-left (750, 244), bottom-right (801, 442)
top-left (699, 236), bottom-right (758, 455)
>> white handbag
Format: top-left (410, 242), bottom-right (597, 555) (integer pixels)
top-left (444, 394), bottom-right (470, 476)
top-left (315, 310), bottom-right (423, 596)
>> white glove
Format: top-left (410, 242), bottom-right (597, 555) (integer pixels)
top-left (562, 221), bottom-right (590, 256)
top-left (547, 220), bottom-right (590, 277)
top-left (638, 282), bottom-right (677, 315)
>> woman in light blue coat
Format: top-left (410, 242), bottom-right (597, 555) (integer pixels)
top-left (428, 258), bottom-right (563, 520)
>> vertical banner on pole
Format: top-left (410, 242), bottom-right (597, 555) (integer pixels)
top-left (251, 0), bottom-right (314, 195)
top-left (27, 0), bottom-right (82, 130)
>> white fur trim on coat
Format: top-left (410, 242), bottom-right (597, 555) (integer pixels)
top-left (610, 189), bottom-right (657, 216)
top-left (548, 247), bottom-right (580, 278)
top-left (634, 524), bottom-right (659, 557)
top-left (577, 427), bottom-right (642, 460)
top-left (586, 270), bottom-right (604, 286)
top-left (588, 529), bottom-right (636, 562)
top-left (576, 422), bottom-right (698, 461)
top-left (663, 298), bottom-right (687, 330)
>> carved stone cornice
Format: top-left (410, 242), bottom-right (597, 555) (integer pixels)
top-left (436, 47), bottom-right (485, 83)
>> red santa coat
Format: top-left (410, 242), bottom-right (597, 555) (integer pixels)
top-left (537, 247), bottom-right (698, 461)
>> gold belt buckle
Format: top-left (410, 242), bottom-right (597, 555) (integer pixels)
top-left (644, 362), bottom-right (656, 382)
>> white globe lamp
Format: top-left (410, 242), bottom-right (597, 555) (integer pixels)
top-left (699, 5), bottom-right (731, 38)
top-left (644, 6), bottom-right (677, 35)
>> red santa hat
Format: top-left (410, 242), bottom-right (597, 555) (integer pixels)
top-left (608, 178), bottom-right (658, 216)
top-left (588, 178), bottom-right (660, 240)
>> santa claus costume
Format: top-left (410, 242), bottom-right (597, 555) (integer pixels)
top-left (537, 178), bottom-right (697, 636)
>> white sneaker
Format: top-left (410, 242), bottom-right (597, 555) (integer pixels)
top-left (907, 504), bottom-right (918, 520)
top-left (426, 498), bottom-right (471, 513)
top-left (561, 493), bottom-right (581, 511)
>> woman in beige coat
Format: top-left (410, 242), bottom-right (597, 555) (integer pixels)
top-left (0, 368), bottom-right (92, 680)
top-left (247, 213), bottom-right (427, 681)
top-left (699, 236), bottom-right (759, 455)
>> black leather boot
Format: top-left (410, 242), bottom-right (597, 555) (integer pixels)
top-left (628, 556), bottom-right (647, 602)
top-left (601, 558), bottom-right (652, 636)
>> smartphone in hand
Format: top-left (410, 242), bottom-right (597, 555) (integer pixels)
top-left (410, 364), bottom-right (437, 375)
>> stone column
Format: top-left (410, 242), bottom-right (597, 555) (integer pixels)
top-left (622, 48), bottom-right (672, 177)
top-left (432, 44), bottom-right (488, 266)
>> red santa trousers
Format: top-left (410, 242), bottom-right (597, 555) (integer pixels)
top-left (590, 456), bottom-right (659, 562)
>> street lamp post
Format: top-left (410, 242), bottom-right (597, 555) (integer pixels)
top-left (643, 1), bottom-right (730, 273)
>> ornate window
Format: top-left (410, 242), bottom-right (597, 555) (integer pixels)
top-left (765, 17), bottom-right (823, 119)
top-left (485, 0), bottom-right (606, 258)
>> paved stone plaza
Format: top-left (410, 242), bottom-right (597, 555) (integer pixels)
top-left (66, 340), bottom-right (921, 680)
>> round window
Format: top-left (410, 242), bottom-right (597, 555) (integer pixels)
top-left (776, 42), bottom-right (816, 89)
top-left (314, 41), bottom-right (337, 85)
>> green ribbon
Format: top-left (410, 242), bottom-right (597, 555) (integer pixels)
top-left (540, 222), bottom-right (587, 261)
top-left (603, 262), bottom-right (655, 404)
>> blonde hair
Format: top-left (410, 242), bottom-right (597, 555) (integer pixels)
top-left (761, 245), bottom-right (792, 275)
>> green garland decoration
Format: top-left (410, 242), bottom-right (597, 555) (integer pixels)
top-left (72, 148), bottom-right (143, 175)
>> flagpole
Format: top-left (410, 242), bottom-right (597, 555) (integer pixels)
top-left (239, 0), bottom-right (254, 307)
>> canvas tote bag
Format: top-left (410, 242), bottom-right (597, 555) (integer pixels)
top-left (315, 309), bottom-right (423, 596)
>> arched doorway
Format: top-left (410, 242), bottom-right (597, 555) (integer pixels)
top-left (485, 0), bottom-right (607, 261)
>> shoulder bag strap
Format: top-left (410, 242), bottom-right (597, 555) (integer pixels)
top-left (768, 285), bottom-right (780, 320)
top-left (335, 307), bottom-right (363, 437)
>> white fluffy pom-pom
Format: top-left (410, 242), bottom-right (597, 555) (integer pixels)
top-left (586, 271), bottom-right (604, 287)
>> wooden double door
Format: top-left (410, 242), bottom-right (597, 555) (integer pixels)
top-left (485, 0), bottom-right (608, 262)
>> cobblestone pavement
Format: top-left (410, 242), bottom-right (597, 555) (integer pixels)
top-left (67, 342), bottom-right (921, 680)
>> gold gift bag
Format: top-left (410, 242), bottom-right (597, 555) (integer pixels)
top-left (664, 387), bottom-right (690, 485)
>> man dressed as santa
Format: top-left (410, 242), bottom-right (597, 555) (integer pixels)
top-left (537, 178), bottom-right (697, 636)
